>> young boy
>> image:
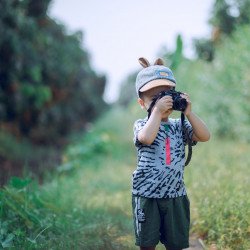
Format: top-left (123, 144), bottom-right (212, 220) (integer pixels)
top-left (132, 57), bottom-right (210, 250)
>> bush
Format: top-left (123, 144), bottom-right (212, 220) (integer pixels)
top-left (0, 0), bottom-right (108, 144)
top-left (201, 25), bottom-right (250, 141)
top-left (171, 25), bottom-right (250, 142)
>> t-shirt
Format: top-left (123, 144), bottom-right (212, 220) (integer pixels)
top-left (132, 117), bottom-right (197, 198)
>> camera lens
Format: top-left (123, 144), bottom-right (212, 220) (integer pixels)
top-left (173, 98), bottom-right (187, 111)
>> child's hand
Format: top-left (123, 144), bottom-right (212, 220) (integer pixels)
top-left (153, 96), bottom-right (173, 118)
top-left (181, 93), bottom-right (192, 116)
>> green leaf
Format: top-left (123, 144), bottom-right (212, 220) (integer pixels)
top-left (34, 86), bottom-right (52, 108)
top-left (1, 233), bottom-right (14, 248)
top-left (30, 66), bottom-right (41, 83)
top-left (8, 177), bottom-right (32, 189)
top-left (21, 84), bottom-right (36, 97)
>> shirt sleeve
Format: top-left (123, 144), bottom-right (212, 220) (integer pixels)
top-left (133, 119), bottom-right (146, 147)
top-left (182, 119), bottom-right (198, 146)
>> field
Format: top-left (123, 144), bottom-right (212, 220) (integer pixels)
top-left (1, 105), bottom-right (249, 249)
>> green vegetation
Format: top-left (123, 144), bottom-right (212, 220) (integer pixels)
top-left (186, 137), bottom-right (250, 249)
top-left (0, 107), bottom-right (135, 249)
top-left (119, 24), bottom-right (250, 142)
top-left (0, 0), bottom-right (107, 143)
top-left (1, 1), bottom-right (250, 249)
top-left (194, 0), bottom-right (250, 61)
top-left (173, 25), bottom-right (250, 142)
top-left (0, 106), bottom-right (249, 249)
top-left (0, 0), bottom-right (108, 185)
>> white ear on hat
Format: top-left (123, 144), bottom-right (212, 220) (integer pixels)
top-left (154, 58), bottom-right (164, 65)
top-left (138, 57), bottom-right (150, 68)
top-left (138, 57), bottom-right (165, 68)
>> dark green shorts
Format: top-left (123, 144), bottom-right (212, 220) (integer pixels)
top-left (132, 195), bottom-right (190, 249)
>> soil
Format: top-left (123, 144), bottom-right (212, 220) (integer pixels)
top-left (187, 235), bottom-right (206, 250)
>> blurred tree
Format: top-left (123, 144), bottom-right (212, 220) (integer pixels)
top-left (236, 0), bottom-right (250, 24)
top-left (193, 38), bottom-right (215, 62)
top-left (210, 0), bottom-right (236, 36)
top-left (210, 0), bottom-right (250, 35)
top-left (194, 0), bottom-right (250, 61)
top-left (117, 72), bottom-right (137, 107)
top-left (163, 34), bottom-right (183, 71)
top-left (26, 0), bottom-right (51, 18)
top-left (0, 0), bottom-right (108, 145)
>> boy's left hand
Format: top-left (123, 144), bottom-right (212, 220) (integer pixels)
top-left (181, 93), bottom-right (191, 116)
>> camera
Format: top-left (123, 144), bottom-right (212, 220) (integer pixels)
top-left (147, 90), bottom-right (187, 118)
top-left (152, 90), bottom-right (187, 111)
top-left (156, 90), bottom-right (187, 111)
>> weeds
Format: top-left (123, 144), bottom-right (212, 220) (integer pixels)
top-left (0, 106), bottom-right (249, 249)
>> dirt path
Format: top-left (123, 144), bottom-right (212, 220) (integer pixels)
top-left (155, 235), bottom-right (206, 250)
top-left (187, 236), bottom-right (205, 250)
top-left (188, 236), bottom-right (218, 250)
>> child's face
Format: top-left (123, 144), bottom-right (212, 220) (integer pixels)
top-left (138, 85), bottom-right (174, 119)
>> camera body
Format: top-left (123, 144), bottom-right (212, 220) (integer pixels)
top-left (153, 90), bottom-right (187, 112)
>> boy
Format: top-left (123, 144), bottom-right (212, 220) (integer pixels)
top-left (132, 57), bottom-right (210, 250)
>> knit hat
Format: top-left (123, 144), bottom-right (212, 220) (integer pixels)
top-left (135, 57), bottom-right (176, 97)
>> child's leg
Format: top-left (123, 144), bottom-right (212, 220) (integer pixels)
top-left (159, 195), bottom-right (190, 250)
top-left (132, 195), bottom-right (161, 248)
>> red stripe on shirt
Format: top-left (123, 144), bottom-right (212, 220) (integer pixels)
top-left (165, 137), bottom-right (171, 165)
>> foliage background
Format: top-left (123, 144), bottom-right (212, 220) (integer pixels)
top-left (0, 0), bottom-right (107, 144)
top-left (118, 26), bottom-right (250, 142)
top-left (0, 0), bottom-right (108, 184)
top-left (0, 0), bottom-right (250, 249)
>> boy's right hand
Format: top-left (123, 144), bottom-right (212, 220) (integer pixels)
top-left (138, 96), bottom-right (173, 145)
top-left (152, 96), bottom-right (173, 118)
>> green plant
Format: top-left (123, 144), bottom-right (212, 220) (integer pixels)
top-left (0, 0), bottom-right (108, 144)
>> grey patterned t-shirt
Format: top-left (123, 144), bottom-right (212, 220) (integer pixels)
top-left (132, 117), bottom-right (196, 198)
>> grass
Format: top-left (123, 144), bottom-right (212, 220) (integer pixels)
top-left (186, 139), bottom-right (250, 249)
top-left (0, 105), bottom-right (249, 249)
top-left (0, 130), bottom-right (62, 185)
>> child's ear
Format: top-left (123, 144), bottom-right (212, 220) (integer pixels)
top-left (138, 98), bottom-right (146, 109)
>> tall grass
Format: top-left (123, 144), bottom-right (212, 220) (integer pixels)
top-left (0, 105), bottom-right (249, 249)
top-left (185, 138), bottom-right (250, 249)
top-left (0, 107), bottom-right (136, 249)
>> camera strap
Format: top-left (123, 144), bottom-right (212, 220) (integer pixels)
top-left (147, 97), bottom-right (159, 119)
top-left (147, 100), bottom-right (193, 166)
top-left (181, 113), bottom-right (192, 166)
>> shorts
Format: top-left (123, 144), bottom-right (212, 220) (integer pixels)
top-left (132, 195), bottom-right (190, 249)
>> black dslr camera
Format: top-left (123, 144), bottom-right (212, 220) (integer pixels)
top-left (156, 90), bottom-right (187, 112)
top-left (147, 90), bottom-right (187, 118)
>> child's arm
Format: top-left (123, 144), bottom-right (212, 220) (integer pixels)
top-left (182, 93), bottom-right (210, 142)
top-left (138, 96), bottom-right (173, 145)
top-left (186, 112), bottom-right (210, 142)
